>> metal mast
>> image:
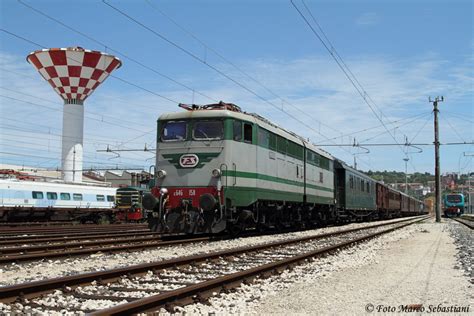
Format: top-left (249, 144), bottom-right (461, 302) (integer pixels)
top-left (430, 96), bottom-right (443, 222)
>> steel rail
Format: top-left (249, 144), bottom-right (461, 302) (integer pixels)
top-left (0, 229), bottom-right (150, 240)
top-left (452, 217), bottom-right (474, 230)
top-left (0, 236), bottom-right (209, 264)
top-left (0, 234), bottom-right (167, 254)
top-left (92, 216), bottom-right (429, 315)
top-left (0, 222), bottom-right (146, 229)
top-left (0, 231), bottom-right (159, 246)
top-left (0, 226), bottom-right (148, 236)
top-left (0, 215), bottom-right (427, 303)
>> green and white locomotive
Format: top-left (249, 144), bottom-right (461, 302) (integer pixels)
top-left (144, 102), bottom-right (335, 234)
top-left (144, 102), bottom-right (426, 235)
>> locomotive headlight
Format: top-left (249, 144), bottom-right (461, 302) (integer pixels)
top-left (157, 170), bottom-right (167, 178)
top-left (212, 168), bottom-right (221, 178)
top-left (159, 187), bottom-right (168, 195)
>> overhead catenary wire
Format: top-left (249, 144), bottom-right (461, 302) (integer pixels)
top-left (0, 94), bottom-right (150, 133)
top-left (409, 111), bottom-right (433, 144)
top-left (16, 0), bottom-right (218, 104)
top-left (443, 111), bottom-right (474, 124)
top-left (359, 112), bottom-right (433, 144)
top-left (1, 126), bottom-right (153, 164)
top-left (0, 28), bottom-right (181, 109)
top-left (315, 142), bottom-right (474, 146)
top-left (0, 86), bottom-right (155, 127)
top-left (101, 0), bottom-right (377, 169)
top-left (291, 0), bottom-right (410, 160)
top-left (144, 0), bottom-right (342, 137)
top-left (316, 111), bottom-right (432, 144)
top-left (443, 114), bottom-right (468, 144)
top-left (2, 120), bottom-right (152, 147)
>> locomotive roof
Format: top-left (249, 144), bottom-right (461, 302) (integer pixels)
top-left (158, 109), bottom-right (334, 160)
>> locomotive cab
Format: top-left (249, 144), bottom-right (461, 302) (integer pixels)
top-left (146, 103), bottom-right (238, 234)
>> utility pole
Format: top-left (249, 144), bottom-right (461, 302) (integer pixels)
top-left (403, 157), bottom-right (409, 194)
top-left (430, 96), bottom-right (443, 222)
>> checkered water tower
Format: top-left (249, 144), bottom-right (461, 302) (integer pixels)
top-left (27, 47), bottom-right (122, 182)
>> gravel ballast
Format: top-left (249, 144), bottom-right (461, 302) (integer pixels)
top-left (3, 217), bottom-right (468, 315)
top-left (252, 219), bottom-right (472, 315)
top-left (156, 219), bottom-right (471, 315)
top-left (0, 217), bottom-right (413, 286)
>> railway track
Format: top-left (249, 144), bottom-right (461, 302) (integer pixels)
top-left (0, 223), bottom-right (148, 237)
top-left (452, 217), bottom-right (474, 230)
top-left (0, 215), bottom-right (429, 314)
top-left (0, 230), bottom-right (160, 246)
top-left (0, 228), bottom-right (152, 243)
top-left (0, 235), bottom-right (208, 264)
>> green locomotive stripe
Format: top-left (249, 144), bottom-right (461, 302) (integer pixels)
top-left (224, 186), bottom-right (333, 207)
top-left (162, 152), bottom-right (221, 169)
top-left (221, 170), bottom-right (333, 192)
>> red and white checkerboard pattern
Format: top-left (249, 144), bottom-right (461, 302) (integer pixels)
top-left (27, 47), bottom-right (122, 102)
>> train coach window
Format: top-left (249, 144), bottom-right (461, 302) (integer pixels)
top-left (107, 195), bottom-right (115, 202)
top-left (161, 121), bottom-right (187, 141)
top-left (73, 193), bottom-right (83, 201)
top-left (96, 195), bottom-right (105, 201)
top-left (60, 193), bottom-right (71, 200)
top-left (194, 120), bottom-right (224, 140)
top-left (47, 192), bottom-right (58, 200)
top-left (243, 123), bottom-right (253, 143)
top-left (367, 182), bottom-right (370, 193)
top-left (32, 191), bottom-right (43, 199)
top-left (233, 121), bottom-right (242, 141)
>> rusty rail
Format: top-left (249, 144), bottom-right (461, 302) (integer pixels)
top-left (452, 217), bottom-right (474, 230)
top-left (0, 215), bottom-right (428, 304)
top-left (93, 216), bottom-right (429, 315)
top-left (0, 236), bottom-right (209, 264)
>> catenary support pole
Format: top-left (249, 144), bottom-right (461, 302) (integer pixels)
top-left (430, 96), bottom-right (443, 223)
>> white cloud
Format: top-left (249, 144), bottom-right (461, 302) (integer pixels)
top-left (1, 50), bottom-right (472, 173)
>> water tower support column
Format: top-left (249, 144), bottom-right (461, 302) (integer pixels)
top-left (62, 100), bottom-right (84, 183)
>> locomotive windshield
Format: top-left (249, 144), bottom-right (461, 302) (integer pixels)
top-left (193, 120), bottom-right (223, 140)
top-left (446, 194), bottom-right (462, 203)
top-left (161, 121), bottom-right (187, 141)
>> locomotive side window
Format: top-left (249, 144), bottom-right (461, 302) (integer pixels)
top-left (258, 128), bottom-right (269, 147)
top-left (269, 132), bottom-right (277, 150)
top-left (47, 192), bottom-right (58, 200)
top-left (161, 121), bottom-right (187, 141)
top-left (194, 120), bottom-right (224, 140)
top-left (319, 172), bottom-right (324, 183)
top-left (32, 191), bottom-right (43, 199)
top-left (243, 123), bottom-right (253, 143)
top-left (60, 193), bottom-right (71, 200)
top-left (277, 135), bottom-right (287, 154)
top-left (233, 120), bottom-right (242, 141)
top-left (96, 195), bottom-right (105, 201)
top-left (73, 193), bottom-right (83, 201)
top-left (107, 195), bottom-right (115, 202)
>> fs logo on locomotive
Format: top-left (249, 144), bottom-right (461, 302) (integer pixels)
top-left (179, 154), bottom-right (199, 168)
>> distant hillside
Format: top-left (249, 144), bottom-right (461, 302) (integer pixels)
top-left (366, 170), bottom-right (435, 185)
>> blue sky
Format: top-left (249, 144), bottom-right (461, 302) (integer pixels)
top-left (0, 0), bottom-right (472, 175)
